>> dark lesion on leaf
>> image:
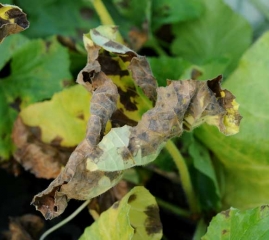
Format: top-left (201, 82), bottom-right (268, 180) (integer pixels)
top-left (207, 75), bottom-right (223, 98)
top-left (111, 109), bottom-right (138, 127)
top-left (6, 8), bottom-right (29, 28)
top-left (221, 209), bottom-right (230, 218)
top-left (0, 17), bottom-right (9, 26)
top-left (104, 171), bottom-right (122, 181)
top-left (104, 40), bottom-right (124, 51)
top-left (112, 201), bottom-right (120, 209)
top-left (9, 97), bottom-right (22, 111)
top-left (82, 71), bottom-right (95, 83)
top-left (127, 194), bottom-right (137, 203)
top-left (222, 229), bottom-right (228, 235)
top-left (98, 54), bottom-right (129, 77)
top-left (118, 87), bottom-right (138, 111)
top-left (144, 205), bottom-right (162, 235)
top-left (260, 205), bottom-right (269, 211)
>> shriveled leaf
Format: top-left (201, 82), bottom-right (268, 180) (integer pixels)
top-left (151, 0), bottom-right (204, 31)
top-left (0, 36), bottom-right (72, 160)
top-left (0, 3), bottom-right (29, 43)
top-left (195, 31), bottom-right (269, 209)
top-left (12, 117), bottom-right (71, 179)
top-left (202, 205), bottom-right (269, 240)
top-left (171, 0), bottom-right (252, 74)
top-left (32, 63), bottom-right (122, 219)
top-left (88, 76), bottom-right (241, 172)
top-left (2, 214), bottom-right (44, 240)
top-left (32, 26), bottom-right (241, 219)
top-left (80, 186), bottom-right (162, 240)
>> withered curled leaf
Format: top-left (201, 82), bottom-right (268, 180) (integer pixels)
top-left (12, 117), bottom-right (72, 179)
top-left (0, 4), bottom-right (29, 43)
top-left (32, 26), bottom-right (241, 219)
top-left (32, 47), bottom-right (122, 219)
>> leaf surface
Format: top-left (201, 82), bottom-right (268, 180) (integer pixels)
top-left (14, 0), bottom-right (99, 38)
top-left (79, 186), bottom-right (162, 240)
top-left (195, 31), bottom-right (269, 209)
top-left (151, 0), bottom-right (204, 30)
top-left (0, 36), bottom-right (72, 160)
top-left (202, 205), bottom-right (269, 240)
top-left (171, 0), bottom-right (252, 74)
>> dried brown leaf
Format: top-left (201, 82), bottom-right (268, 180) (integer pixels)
top-left (32, 55), bottom-right (122, 219)
top-left (12, 117), bottom-right (71, 179)
top-left (0, 4), bottom-right (29, 43)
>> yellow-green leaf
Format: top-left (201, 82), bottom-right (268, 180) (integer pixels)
top-left (79, 186), bottom-right (162, 240)
top-left (20, 85), bottom-right (90, 147)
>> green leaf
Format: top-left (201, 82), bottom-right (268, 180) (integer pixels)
top-left (189, 137), bottom-right (221, 211)
top-left (151, 0), bottom-right (205, 31)
top-left (171, 0), bottom-right (252, 74)
top-left (148, 56), bottom-right (191, 86)
top-left (0, 36), bottom-right (72, 160)
top-left (189, 138), bottom-right (220, 197)
top-left (0, 34), bottom-right (29, 69)
top-left (202, 205), bottom-right (269, 240)
top-left (79, 186), bottom-right (162, 240)
top-left (112, 0), bottom-right (150, 29)
top-left (14, 0), bottom-right (100, 38)
top-left (195, 31), bottom-right (269, 209)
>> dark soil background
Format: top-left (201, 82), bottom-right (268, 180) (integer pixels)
top-left (0, 164), bottom-right (195, 240)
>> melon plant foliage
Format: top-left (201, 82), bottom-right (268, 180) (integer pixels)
top-left (1, 0), bottom-right (269, 239)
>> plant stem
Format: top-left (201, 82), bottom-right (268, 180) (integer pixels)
top-left (156, 197), bottom-right (191, 218)
top-left (165, 140), bottom-right (199, 213)
top-left (91, 0), bottom-right (124, 44)
top-left (39, 199), bottom-right (91, 240)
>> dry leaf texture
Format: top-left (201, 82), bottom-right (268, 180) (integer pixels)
top-left (32, 26), bottom-right (241, 219)
top-left (0, 4), bottom-right (29, 43)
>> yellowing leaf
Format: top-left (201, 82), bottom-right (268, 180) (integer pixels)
top-left (32, 26), bottom-right (241, 220)
top-left (0, 3), bottom-right (29, 43)
top-left (79, 186), bottom-right (162, 240)
top-left (195, 31), bottom-right (269, 209)
top-left (20, 85), bottom-right (90, 147)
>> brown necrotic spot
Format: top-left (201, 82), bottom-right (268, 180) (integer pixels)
top-left (9, 97), bottom-right (22, 111)
top-left (144, 205), bottom-right (162, 235)
top-left (118, 87), bottom-right (138, 111)
top-left (112, 201), bottom-right (119, 209)
top-left (222, 229), bottom-right (228, 235)
top-left (82, 71), bottom-right (95, 83)
top-left (76, 113), bottom-right (85, 120)
top-left (104, 171), bottom-right (122, 181)
top-left (120, 148), bottom-right (133, 161)
top-left (0, 17), bottom-right (9, 26)
top-left (98, 55), bottom-right (128, 77)
top-left (6, 8), bottom-right (29, 28)
top-left (111, 109), bottom-right (137, 127)
top-left (127, 194), bottom-right (137, 203)
top-left (221, 209), bottom-right (230, 218)
top-left (104, 40), bottom-right (124, 51)
top-left (50, 136), bottom-right (63, 146)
